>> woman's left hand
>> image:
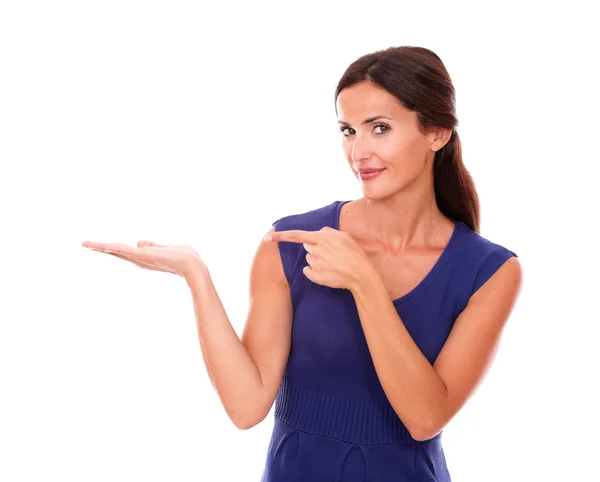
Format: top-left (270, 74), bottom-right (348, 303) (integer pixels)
top-left (264, 226), bottom-right (374, 291)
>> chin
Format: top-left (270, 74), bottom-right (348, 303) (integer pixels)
top-left (361, 180), bottom-right (413, 202)
top-left (361, 189), bottom-right (394, 202)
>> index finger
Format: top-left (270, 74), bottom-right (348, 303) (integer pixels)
top-left (264, 230), bottom-right (318, 244)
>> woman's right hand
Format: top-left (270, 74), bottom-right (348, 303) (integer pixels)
top-left (81, 240), bottom-right (206, 280)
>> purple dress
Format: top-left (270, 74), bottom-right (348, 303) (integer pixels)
top-left (260, 200), bottom-right (517, 481)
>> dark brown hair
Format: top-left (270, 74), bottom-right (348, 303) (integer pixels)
top-left (334, 46), bottom-right (480, 233)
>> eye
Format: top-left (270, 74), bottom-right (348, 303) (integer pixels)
top-left (338, 123), bottom-right (390, 137)
top-left (373, 123), bottom-right (390, 135)
top-left (339, 126), bottom-right (354, 137)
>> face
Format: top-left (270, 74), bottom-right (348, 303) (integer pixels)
top-left (336, 81), bottom-right (449, 197)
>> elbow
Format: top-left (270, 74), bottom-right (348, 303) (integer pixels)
top-left (233, 418), bottom-right (258, 431)
top-left (223, 392), bottom-right (269, 430)
top-left (409, 392), bottom-right (449, 441)
top-left (410, 426), bottom-right (438, 442)
top-left (409, 419), bottom-right (443, 442)
top-left (221, 397), bottom-right (259, 430)
top-left (230, 409), bottom-right (266, 431)
top-left (410, 428), bottom-right (436, 442)
top-left (233, 420), bottom-right (252, 431)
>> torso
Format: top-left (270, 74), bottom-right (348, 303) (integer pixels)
top-left (338, 200), bottom-right (456, 302)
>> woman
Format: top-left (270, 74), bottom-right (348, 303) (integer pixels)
top-left (82, 46), bottom-right (522, 481)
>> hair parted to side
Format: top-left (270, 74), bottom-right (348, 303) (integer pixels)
top-left (334, 46), bottom-right (480, 233)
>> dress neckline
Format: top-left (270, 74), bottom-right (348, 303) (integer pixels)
top-left (332, 199), bottom-right (463, 306)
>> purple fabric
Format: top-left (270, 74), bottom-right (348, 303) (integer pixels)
top-left (260, 200), bottom-right (517, 481)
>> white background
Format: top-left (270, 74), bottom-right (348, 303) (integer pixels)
top-left (1, 1), bottom-right (598, 480)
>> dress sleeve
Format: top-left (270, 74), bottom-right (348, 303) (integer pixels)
top-left (472, 246), bottom-right (518, 295)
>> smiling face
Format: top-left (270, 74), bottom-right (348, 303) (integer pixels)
top-left (336, 81), bottom-right (446, 198)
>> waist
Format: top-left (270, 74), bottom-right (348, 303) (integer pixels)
top-left (274, 375), bottom-right (437, 446)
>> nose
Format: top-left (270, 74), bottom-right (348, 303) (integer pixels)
top-left (351, 133), bottom-right (371, 164)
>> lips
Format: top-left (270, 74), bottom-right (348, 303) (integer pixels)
top-left (358, 169), bottom-right (384, 180)
top-left (357, 168), bottom-right (385, 174)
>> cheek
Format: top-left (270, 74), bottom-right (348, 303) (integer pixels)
top-left (342, 134), bottom-right (422, 167)
top-left (383, 139), bottom-right (404, 158)
top-left (377, 136), bottom-right (410, 164)
top-left (385, 135), bottom-right (425, 165)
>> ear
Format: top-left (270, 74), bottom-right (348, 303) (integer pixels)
top-left (430, 127), bottom-right (453, 153)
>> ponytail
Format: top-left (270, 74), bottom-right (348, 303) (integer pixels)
top-left (434, 130), bottom-right (480, 232)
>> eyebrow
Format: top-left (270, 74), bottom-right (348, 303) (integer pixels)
top-left (337, 115), bottom-right (393, 126)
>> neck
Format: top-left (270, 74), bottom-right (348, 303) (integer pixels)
top-left (358, 184), bottom-right (451, 253)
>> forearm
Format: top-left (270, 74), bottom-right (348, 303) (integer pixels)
top-left (185, 263), bottom-right (263, 429)
top-left (350, 269), bottom-right (448, 440)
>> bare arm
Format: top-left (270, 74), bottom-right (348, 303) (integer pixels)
top-left (350, 256), bottom-right (522, 441)
top-left (186, 226), bottom-right (293, 429)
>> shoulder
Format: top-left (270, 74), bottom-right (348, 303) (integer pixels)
top-left (272, 200), bottom-right (339, 233)
top-left (458, 222), bottom-right (517, 263)
top-left (453, 221), bottom-right (520, 301)
top-left (270, 201), bottom-right (340, 306)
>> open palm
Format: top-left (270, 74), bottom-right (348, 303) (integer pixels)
top-left (81, 240), bottom-right (204, 279)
